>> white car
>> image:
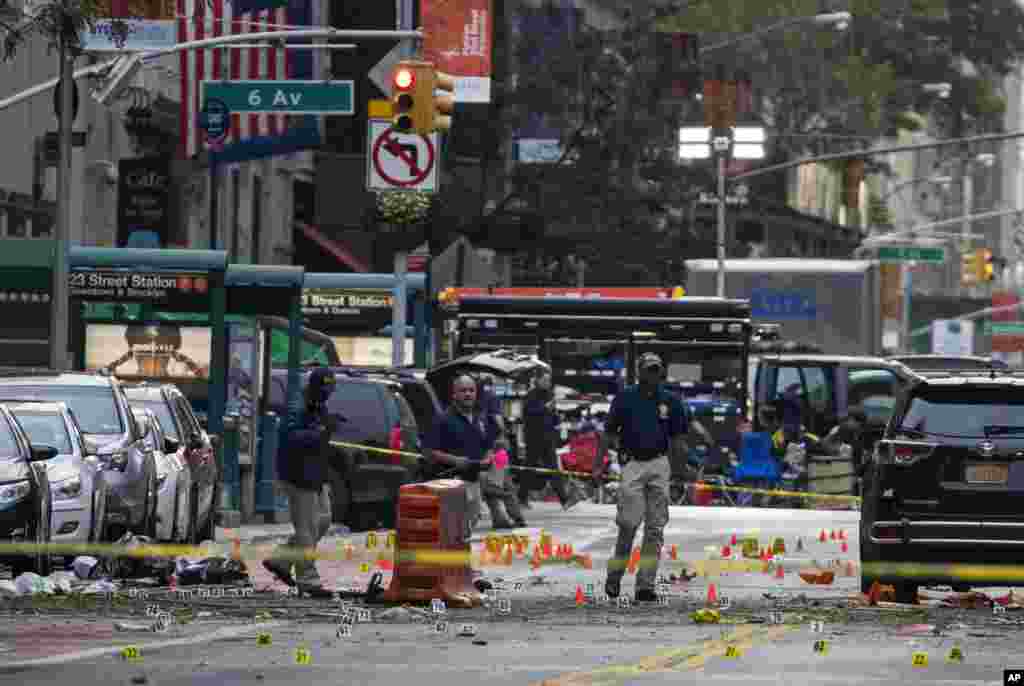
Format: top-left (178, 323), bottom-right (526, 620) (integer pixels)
top-left (132, 407), bottom-right (193, 543)
top-left (9, 402), bottom-right (108, 543)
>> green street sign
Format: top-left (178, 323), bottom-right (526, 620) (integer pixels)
top-left (987, 322), bottom-right (1024, 336)
top-left (202, 80), bottom-right (354, 115)
top-left (877, 246), bottom-right (946, 263)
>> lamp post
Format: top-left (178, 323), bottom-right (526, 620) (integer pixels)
top-left (679, 126), bottom-right (765, 298)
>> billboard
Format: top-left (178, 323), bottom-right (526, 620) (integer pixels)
top-left (117, 157), bottom-right (171, 248)
top-left (422, 0), bottom-right (493, 103)
top-left (85, 324), bottom-right (211, 380)
top-left (80, 0), bottom-right (176, 51)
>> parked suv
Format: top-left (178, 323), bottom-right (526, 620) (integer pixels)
top-left (861, 370), bottom-right (1024, 601)
top-left (330, 367), bottom-right (444, 448)
top-left (268, 369), bottom-right (420, 531)
top-left (124, 384), bottom-right (218, 541)
top-left (0, 370), bottom-right (157, 539)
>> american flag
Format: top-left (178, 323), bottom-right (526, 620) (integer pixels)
top-left (177, 0), bottom-right (291, 159)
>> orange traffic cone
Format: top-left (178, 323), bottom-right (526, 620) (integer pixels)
top-left (839, 529), bottom-right (847, 541)
top-left (844, 561), bottom-right (855, 577)
top-left (721, 545), bottom-right (732, 558)
top-left (377, 557), bottom-right (394, 571)
top-left (830, 530), bottom-right (837, 541)
top-left (575, 585), bottom-right (585, 607)
top-left (581, 554), bottom-right (593, 570)
top-left (504, 546), bottom-right (513, 566)
top-left (775, 564), bottom-right (785, 580)
top-left (344, 544), bottom-right (354, 561)
top-left (670, 544), bottom-right (678, 561)
top-left (730, 533), bottom-right (738, 546)
top-left (628, 548), bottom-right (641, 574)
top-left (819, 530), bottom-right (827, 543)
top-left (567, 543), bottom-right (574, 557)
top-left (841, 542), bottom-right (849, 554)
top-left (530, 546), bottom-right (542, 570)
top-left (515, 540), bottom-right (525, 557)
top-left (706, 583), bottom-right (718, 605)
top-left (168, 573), bottom-right (178, 591)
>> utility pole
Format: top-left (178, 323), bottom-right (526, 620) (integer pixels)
top-left (390, 0), bottom-right (416, 368)
top-left (50, 11), bottom-right (73, 371)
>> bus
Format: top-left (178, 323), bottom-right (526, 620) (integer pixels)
top-left (438, 293), bottom-right (752, 411)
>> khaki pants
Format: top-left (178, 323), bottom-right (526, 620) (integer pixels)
top-left (606, 455), bottom-right (670, 592)
top-left (269, 481), bottom-right (324, 587)
top-left (481, 464), bottom-right (525, 526)
top-left (463, 480), bottom-right (482, 540)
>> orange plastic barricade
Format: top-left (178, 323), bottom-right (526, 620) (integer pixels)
top-left (381, 479), bottom-right (483, 608)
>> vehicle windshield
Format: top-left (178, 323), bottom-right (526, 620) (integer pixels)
top-left (0, 386), bottom-right (123, 435)
top-left (0, 417), bottom-right (28, 481)
top-left (12, 411), bottom-right (72, 454)
top-left (647, 348), bottom-right (746, 404)
top-left (898, 388), bottom-right (1024, 439)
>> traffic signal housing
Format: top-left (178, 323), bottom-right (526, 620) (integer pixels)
top-left (978, 248), bottom-right (995, 282)
top-left (391, 60), bottom-right (456, 135)
top-left (843, 159), bottom-right (865, 208)
top-left (961, 249), bottom-right (979, 286)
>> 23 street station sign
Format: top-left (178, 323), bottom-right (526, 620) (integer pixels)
top-left (70, 269), bottom-right (211, 310)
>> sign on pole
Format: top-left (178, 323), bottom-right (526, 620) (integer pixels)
top-left (366, 119), bottom-right (439, 192)
top-left (878, 246), bottom-right (946, 263)
top-left (201, 81), bottom-right (354, 115)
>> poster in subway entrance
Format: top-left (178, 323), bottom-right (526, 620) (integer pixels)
top-left (85, 323), bottom-right (211, 379)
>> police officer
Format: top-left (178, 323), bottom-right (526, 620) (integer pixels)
top-left (264, 367), bottom-right (337, 598)
top-left (594, 353), bottom-right (687, 602)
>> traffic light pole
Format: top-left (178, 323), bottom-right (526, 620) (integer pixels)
top-left (716, 153), bottom-right (727, 298)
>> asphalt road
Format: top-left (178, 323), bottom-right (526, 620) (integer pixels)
top-left (2, 502), bottom-right (1023, 686)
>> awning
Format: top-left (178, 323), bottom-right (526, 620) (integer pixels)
top-left (294, 221), bottom-right (369, 273)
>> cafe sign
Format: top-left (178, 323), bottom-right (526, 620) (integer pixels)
top-left (70, 269), bottom-right (211, 310)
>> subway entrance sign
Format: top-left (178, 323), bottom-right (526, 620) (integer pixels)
top-left (878, 246), bottom-right (946, 263)
top-left (70, 268), bottom-right (212, 310)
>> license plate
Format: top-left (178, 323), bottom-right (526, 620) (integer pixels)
top-left (965, 463), bottom-right (1009, 484)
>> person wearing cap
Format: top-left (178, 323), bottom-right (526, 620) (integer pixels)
top-left (594, 352), bottom-right (687, 603)
top-left (263, 368), bottom-right (338, 598)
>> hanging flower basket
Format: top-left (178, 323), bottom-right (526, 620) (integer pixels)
top-left (376, 190), bottom-right (432, 227)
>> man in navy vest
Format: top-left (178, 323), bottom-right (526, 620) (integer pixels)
top-left (594, 353), bottom-right (687, 603)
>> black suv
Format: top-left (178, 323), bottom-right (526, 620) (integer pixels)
top-left (124, 384), bottom-right (219, 542)
top-left (0, 404), bottom-right (57, 576)
top-left (268, 369), bottom-right (420, 531)
top-left (861, 371), bottom-right (1024, 601)
top-left (330, 367), bottom-right (444, 448)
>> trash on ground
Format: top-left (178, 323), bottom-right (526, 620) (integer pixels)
top-left (797, 568), bottom-right (835, 585)
top-left (0, 581), bottom-right (18, 598)
top-left (175, 557), bottom-right (250, 586)
top-left (115, 621), bottom-right (156, 632)
top-left (691, 608), bottom-right (720, 624)
top-left (895, 624), bottom-right (935, 636)
top-left (73, 556), bottom-right (102, 580)
top-left (14, 572), bottom-right (55, 595)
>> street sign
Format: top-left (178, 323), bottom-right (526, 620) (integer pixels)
top-left (366, 119), bottom-right (438, 192)
top-left (878, 246), bottom-right (946, 263)
top-left (198, 99), bottom-right (230, 144)
top-left (201, 80), bottom-right (354, 115)
top-left (698, 191), bottom-right (747, 207)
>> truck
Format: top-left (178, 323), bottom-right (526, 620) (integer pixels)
top-left (684, 259), bottom-right (883, 356)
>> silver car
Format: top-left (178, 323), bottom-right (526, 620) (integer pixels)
top-left (8, 402), bottom-right (108, 544)
top-left (132, 407), bottom-right (193, 543)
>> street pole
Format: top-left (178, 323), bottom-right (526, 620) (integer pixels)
top-left (716, 153), bottom-right (726, 298)
top-left (391, 0), bottom-right (415, 369)
top-left (50, 33), bottom-right (73, 371)
top-left (902, 262), bottom-right (913, 353)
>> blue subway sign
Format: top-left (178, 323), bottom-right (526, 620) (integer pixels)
top-left (750, 289), bottom-right (817, 319)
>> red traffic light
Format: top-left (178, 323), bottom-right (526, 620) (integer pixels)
top-left (393, 67), bottom-right (415, 91)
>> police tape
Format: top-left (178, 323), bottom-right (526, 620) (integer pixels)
top-left (329, 440), bottom-right (860, 504)
top-left (860, 561), bottom-right (1024, 583)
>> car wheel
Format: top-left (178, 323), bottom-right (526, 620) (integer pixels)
top-left (328, 468), bottom-right (351, 525)
top-left (140, 456), bottom-right (158, 539)
top-left (374, 501), bottom-right (396, 530)
top-left (88, 481), bottom-right (110, 544)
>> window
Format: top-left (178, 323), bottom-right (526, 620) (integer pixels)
top-left (773, 367), bottom-right (803, 399)
top-left (848, 368), bottom-right (899, 409)
top-left (899, 389), bottom-right (1024, 438)
top-left (328, 383), bottom-right (386, 436)
top-left (802, 367), bottom-right (831, 414)
top-left (251, 175), bottom-right (262, 264)
top-left (0, 419), bottom-right (21, 460)
top-left (12, 412), bottom-right (71, 453)
top-left (141, 400), bottom-right (179, 440)
top-left (174, 396), bottom-right (201, 438)
top-left (0, 386), bottom-right (123, 435)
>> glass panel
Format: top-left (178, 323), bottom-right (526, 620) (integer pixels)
top-left (0, 386), bottom-right (122, 435)
top-left (13, 411), bottom-right (72, 453)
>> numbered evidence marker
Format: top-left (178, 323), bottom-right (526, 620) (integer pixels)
top-left (120, 646), bottom-right (142, 662)
top-left (494, 597), bottom-right (511, 615)
top-left (456, 623), bottom-right (477, 637)
top-left (813, 639), bottom-right (829, 655)
top-left (810, 620), bottom-right (825, 633)
top-left (617, 596), bottom-right (632, 610)
top-left (153, 613), bottom-right (173, 633)
top-left (432, 620), bottom-right (449, 635)
top-left (724, 644), bottom-right (742, 659)
top-left (359, 563), bottom-right (371, 574)
top-left (367, 532), bottom-right (378, 549)
top-left (946, 645), bottom-right (964, 663)
top-left (294, 647), bottom-right (312, 665)
top-left (911, 652), bottom-right (928, 668)
top-left (717, 595), bottom-right (731, 611)
top-left (336, 624), bottom-right (353, 639)
top-left (256, 632), bottom-right (272, 646)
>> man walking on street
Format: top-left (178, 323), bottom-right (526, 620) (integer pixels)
top-left (594, 353), bottom-right (687, 603)
top-left (424, 374), bottom-right (494, 540)
top-left (521, 371), bottom-right (581, 510)
top-left (477, 375), bottom-right (527, 529)
top-left (263, 368), bottom-right (337, 598)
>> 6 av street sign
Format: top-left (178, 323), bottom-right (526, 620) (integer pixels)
top-left (878, 245), bottom-right (946, 263)
top-left (202, 80), bottom-right (354, 115)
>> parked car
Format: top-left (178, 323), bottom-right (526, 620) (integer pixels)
top-left (124, 384), bottom-right (218, 542)
top-left (9, 401), bottom-right (108, 545)
top-left (861, 369), bottom-right (1024, 602)
top-left (0, 371), bottom-right (157, 539)
top-left (0, 403), bottom-right (56, 576)
top-left (329, 367), bottom-right (444, 449)
top-left (132, 407), bottom-right (193, 543)
top-left (267, 369), bottom-right (419, 531)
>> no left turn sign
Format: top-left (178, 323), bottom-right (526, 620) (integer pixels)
top-left (366, 119), bottom-right (439, 192)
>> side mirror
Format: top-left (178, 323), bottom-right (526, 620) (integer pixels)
top-left (164, 436), bottom-right (181, 454)
top-left (83, 439), bottom-right (99, 457)
top-left (30, 444), bottom-right (58, 462)
top-left (188, 433), bottom-right (204, 451)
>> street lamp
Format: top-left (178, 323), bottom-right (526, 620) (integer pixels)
top-left (679, 125), bottom-right (766, 298)
top-left (699, 12), bottom-right (852, 54)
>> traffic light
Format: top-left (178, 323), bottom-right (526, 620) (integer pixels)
top-left (391, 61), bottom-right (455, 135)
top-left (978, 248), bottom-right (995, 282)
top-left (961, 249), bottom-right (979, 286)
top-left (843, 159), bottom-right (865, 208)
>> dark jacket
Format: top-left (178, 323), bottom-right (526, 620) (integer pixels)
top-left (523, 387), bottom-right (558, 448)
top-left (277, 397), bottom-right (332, 490)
